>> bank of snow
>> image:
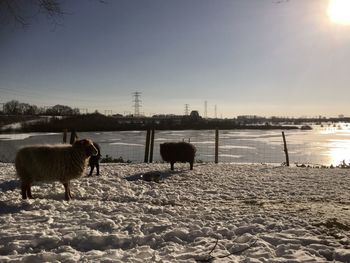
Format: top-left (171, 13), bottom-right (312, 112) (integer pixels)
top-left (0, 163), bottom-right (350, 262)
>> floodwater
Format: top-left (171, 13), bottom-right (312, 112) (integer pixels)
top-left (0, 124), bottom-right (350, 166)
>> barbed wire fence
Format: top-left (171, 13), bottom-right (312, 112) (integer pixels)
top-left (96, 129), bottom-right (338, 166)
top-left (1, 129), bottom-right (349, 167)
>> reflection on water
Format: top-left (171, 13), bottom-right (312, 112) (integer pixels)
top-left (1, 125), bottom-right (350, 165)
top-left (327, 140), bottom-right (350, 165)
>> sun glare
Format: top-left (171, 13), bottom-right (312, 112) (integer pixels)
top-left (328, 139), bottom-right (350, 165)
top-left (328, 0), bottom-right (350, 25)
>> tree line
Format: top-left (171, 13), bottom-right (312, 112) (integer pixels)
top-left (0, 100), bottom-right (80, 116)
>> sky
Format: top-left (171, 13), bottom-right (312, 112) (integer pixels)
top-left (1, 0), bottom-right (350, 118)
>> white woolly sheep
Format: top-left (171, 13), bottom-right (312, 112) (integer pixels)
top-left (15, 139), bottom-right (98, 201)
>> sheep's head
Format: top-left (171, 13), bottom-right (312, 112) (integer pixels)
top-left (73, 139), bottom-right (98, 157)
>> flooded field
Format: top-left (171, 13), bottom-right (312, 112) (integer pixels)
top-left (1, 124), bottom-right (350, 166)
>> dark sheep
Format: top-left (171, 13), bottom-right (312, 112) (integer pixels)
top-left (160, 142), bottom-right (196, 170)
top-left (88, 142), bottom-right (101, 176)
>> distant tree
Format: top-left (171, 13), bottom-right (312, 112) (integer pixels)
top-left (24, 104), bottom-right (39, 115)
top-left (3, 100), bottom-right (44, 115)
top-left (45, 104), bottom-right (80, 116)
top-left (18, 102), bottom-right (31, 114)
top-left (72, 108), bottom-right (80, 115)
top-left (3, 100), bottom-right (21, 115)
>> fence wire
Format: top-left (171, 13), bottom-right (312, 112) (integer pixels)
top-left (1, 129), bottom-right (350, 166)
top-left (104, 129), bottom-right (350, 166)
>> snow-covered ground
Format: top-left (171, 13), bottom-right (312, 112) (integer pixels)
top-left (0, 163), bottom-right (350, 262)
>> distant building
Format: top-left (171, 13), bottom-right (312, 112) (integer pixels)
top-left (237, 115), bottom-right (261, 120)
top-left (190, 110), bottom-right (200, 119)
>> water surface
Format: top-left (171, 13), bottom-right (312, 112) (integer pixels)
top-left (1, 124), bottom-right (350, 166)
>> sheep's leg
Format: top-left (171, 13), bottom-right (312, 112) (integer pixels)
top-left (170, 162), bottom-right (174, 170)
top-left (26, 183), bottom-right (33, 199)
top-left (67, 182), bottom-right (73, 199)
top-left (63, 182), bottom-right (72, 201)
top-left (21, 182), bottom-right (28, 199)
top-left (190, 161), bottom-right (193, 170)
top-left (96, 163), bottom-right (100, 176)
top-left (88, 165), bottom-right (93, 177)
top-left (21, 182), bottom-right (32, 199)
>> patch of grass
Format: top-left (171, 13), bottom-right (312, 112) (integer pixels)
top-left (100, 155), bottom-right (131, 163)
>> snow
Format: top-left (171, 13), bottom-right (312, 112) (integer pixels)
top-left (0, 163), bottom-right (349, 262)
top-left (0, 133), bottom-right (58, 141)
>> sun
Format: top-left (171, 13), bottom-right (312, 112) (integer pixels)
top-left (328, 0), bottom-right (350, 25)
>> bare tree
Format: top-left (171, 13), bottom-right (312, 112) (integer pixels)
top-left (0, 0), bottom-right (64, 27)
top-left (3, 100), bottom-right (20, 115)
top-left (0, 0), bottom-right (107, 28)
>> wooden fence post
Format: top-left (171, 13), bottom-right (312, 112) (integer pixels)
top-left (63, 129), bottom-right (67, 143)
top-left (70, 130), bottom-right (78, 145)
top-left (215, 129), bottom-right (219, 164)
top-left (282, 131), bottom-right (290, 166)
top-left (144, 129), bottom-right (151, 163)
top-left (149, 129), bottom-right (155, 163)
